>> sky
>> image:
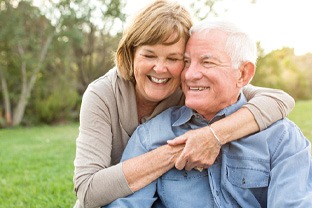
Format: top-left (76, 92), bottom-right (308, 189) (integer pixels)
top-left (124, 0), bottom-right (312, 56)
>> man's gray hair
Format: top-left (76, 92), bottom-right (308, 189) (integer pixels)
top-left (190, 19), bottom-right (258, 69)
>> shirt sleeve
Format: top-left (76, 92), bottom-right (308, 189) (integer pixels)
top-left (268, 122), bottom-right (312, 207)
top-left (74, 86), bottom-right (132, 208)
top-left (242, 84), bottom-right (295, 130)
top-left (105, 125), bottom-right (158, 208)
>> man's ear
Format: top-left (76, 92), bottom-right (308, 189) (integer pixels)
top-left (237, 62), bottom-right (255, 87)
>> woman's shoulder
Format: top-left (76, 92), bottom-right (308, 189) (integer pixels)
top-left (86, 67), bottom-right (134, 98)
top-left (89, 67), bottom-right (118, 88)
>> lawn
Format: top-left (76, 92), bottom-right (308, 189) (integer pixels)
top-left (0, 123), bottom-right (78, 207)
top-left (0, 99), bottom-right (311, 207)
top-left (288, 99), bottom-right (312, 140)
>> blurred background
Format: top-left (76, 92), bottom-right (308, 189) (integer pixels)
top-left (0, 0), bottom-right (311, 206)
top-left (0, 0), bottom-right (311, 128)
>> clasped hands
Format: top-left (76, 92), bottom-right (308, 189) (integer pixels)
top-left (167, 127), bottom-right (221, 171)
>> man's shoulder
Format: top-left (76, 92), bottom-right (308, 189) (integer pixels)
top-left (145, 106), bottom-right (182, 126)
top-left (258, 118), bottom-right (309, 151)
top-left (266, 118), bottom-right (301, 134)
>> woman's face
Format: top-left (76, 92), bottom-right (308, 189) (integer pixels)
top-left (133, 37), bottom-right (185, 104)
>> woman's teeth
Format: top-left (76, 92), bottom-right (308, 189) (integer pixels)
top-left (150, 76), bottom-right (169, 84)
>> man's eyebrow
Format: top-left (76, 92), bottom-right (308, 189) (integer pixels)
top-left (201, 54), bottom-right (221, 62)
top-left (201, 54), bottom-right (213, 59)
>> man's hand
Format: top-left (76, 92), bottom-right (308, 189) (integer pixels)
top-left (167, 127), bottom-right (221, 171)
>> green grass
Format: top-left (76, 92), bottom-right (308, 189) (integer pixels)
top-left (0, 123), bottom-right (78, 207)
top-left (288, 99), bottom-right (312, 140)
top-left (0, 100), bottom-right (311, 207)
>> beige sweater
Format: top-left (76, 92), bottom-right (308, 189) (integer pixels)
top-left (74, 67), bottom-right (294, 208)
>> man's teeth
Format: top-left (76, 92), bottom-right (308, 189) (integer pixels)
top-left (190, 87), bottom-right (209, 91)
top-left (150, 76), bottom-right (169, 84)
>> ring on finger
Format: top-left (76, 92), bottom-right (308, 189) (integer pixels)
top-left (195, 167), bottom-right (204, 172)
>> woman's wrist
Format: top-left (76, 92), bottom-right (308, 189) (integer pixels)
top-left (209, 123), bottom-right (231, 145)
top-left (209, 107), bottom-right (259, 145)
top-left (208, 125), bottom-right (223, 147)
top-left (164, 144), bottom-right (184, 165)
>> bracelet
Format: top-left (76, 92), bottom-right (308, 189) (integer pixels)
top-left (209, 125), bottom-right (222, 147)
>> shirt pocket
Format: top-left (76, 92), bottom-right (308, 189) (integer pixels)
top-left (225, 156), bottom-right (270, 189)
top-left (159, 169), bottom-right (212, 208)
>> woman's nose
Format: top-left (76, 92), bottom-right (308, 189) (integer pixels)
top-left (153, 60), bottom-right (167, 74)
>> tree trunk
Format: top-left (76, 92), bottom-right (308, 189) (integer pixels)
top-left (12, 34), bottom-right (53, 126)
top-left (0, 70), bottom-right (12, 126)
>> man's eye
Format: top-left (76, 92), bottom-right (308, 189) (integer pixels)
top-left (184, 59), bottom-right (190, 67)
top-left (168, 58), bottom-right (179, 62)
top-left (203, 61), bottom-right (217, 67)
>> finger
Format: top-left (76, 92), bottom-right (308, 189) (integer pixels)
top-left (185, 161), bottom-right (196, 171)
top-left (167, 135), bottom-right (187, 146)
top-left (174, 149), bottom-right (188, 170)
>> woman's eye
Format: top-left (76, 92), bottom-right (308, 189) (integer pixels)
top-left (141, 54), bottom-right (155, 59)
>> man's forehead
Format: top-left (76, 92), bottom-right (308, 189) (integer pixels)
top-left (185, 52), bottom-right (213, 58)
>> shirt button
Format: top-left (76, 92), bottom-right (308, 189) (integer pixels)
top-left (183, 171), bottom-right (188, 177)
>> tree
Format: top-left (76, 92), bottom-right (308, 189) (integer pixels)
top-left (190, 0), bottom-right (256, 20)
top-left (252, 47), bottom-right (311, 100)
top-left (0, 0), bottom-right (126, 127)
top-left (50, 0), bottom-right (126, 94)
top-left (0, 0), bottom-right (54, 126)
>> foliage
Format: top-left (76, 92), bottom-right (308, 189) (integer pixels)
top-left (0, 0), bottom-right (125, 127)
top-left (50, 0), bottom-right (126, 94)
top-left (190, 0), bottom-right (223, 20)
top-left (27, 76), bottom-right (80, 124)
top-left (0, 0), bottom-right (311, 128)
top-left (0, 0), bottom-right (55, 126)
top-left (252, 47), bottom-right (312, 100)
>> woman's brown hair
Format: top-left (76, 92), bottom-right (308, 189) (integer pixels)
top-left (115, 0), bottom-right (192, 81)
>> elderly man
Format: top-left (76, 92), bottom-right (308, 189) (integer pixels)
top-left (104, 20), bottom-right (312, 208)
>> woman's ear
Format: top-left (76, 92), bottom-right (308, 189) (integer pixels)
top-left (237, 62), bottom-right (255, 88)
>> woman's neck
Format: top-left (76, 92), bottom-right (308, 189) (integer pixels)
top-left (136, 96), bottom-right (159, 123)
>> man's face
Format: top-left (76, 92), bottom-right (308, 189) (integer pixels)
top-left (182, 29), bottom-right (242, 120)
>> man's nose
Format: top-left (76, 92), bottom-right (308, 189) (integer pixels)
top-left (184, 62), bottom-right (202, 80)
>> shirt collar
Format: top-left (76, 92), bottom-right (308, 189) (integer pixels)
top-left (172, 92), bottom-right (247, 127)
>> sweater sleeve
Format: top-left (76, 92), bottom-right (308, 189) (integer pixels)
top-left (242, 84), bottom-right (295, 130)
top-left (74, 84), bottom-right (132, 208)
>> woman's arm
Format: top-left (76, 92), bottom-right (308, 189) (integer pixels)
top-left (74, 85), bottom-right (183, 208)
top-left (242, 84), bottom-right (295, 130)
top-left (123, 144), bottom-right (183, 192)
top-left (168, 85), bottom-right (295, 171)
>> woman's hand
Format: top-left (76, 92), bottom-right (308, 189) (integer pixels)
top-left (167, 127), bottom-right (221, 171)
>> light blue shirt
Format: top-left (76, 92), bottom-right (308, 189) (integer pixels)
top-left (105, 94), bottom-right (312, 208)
